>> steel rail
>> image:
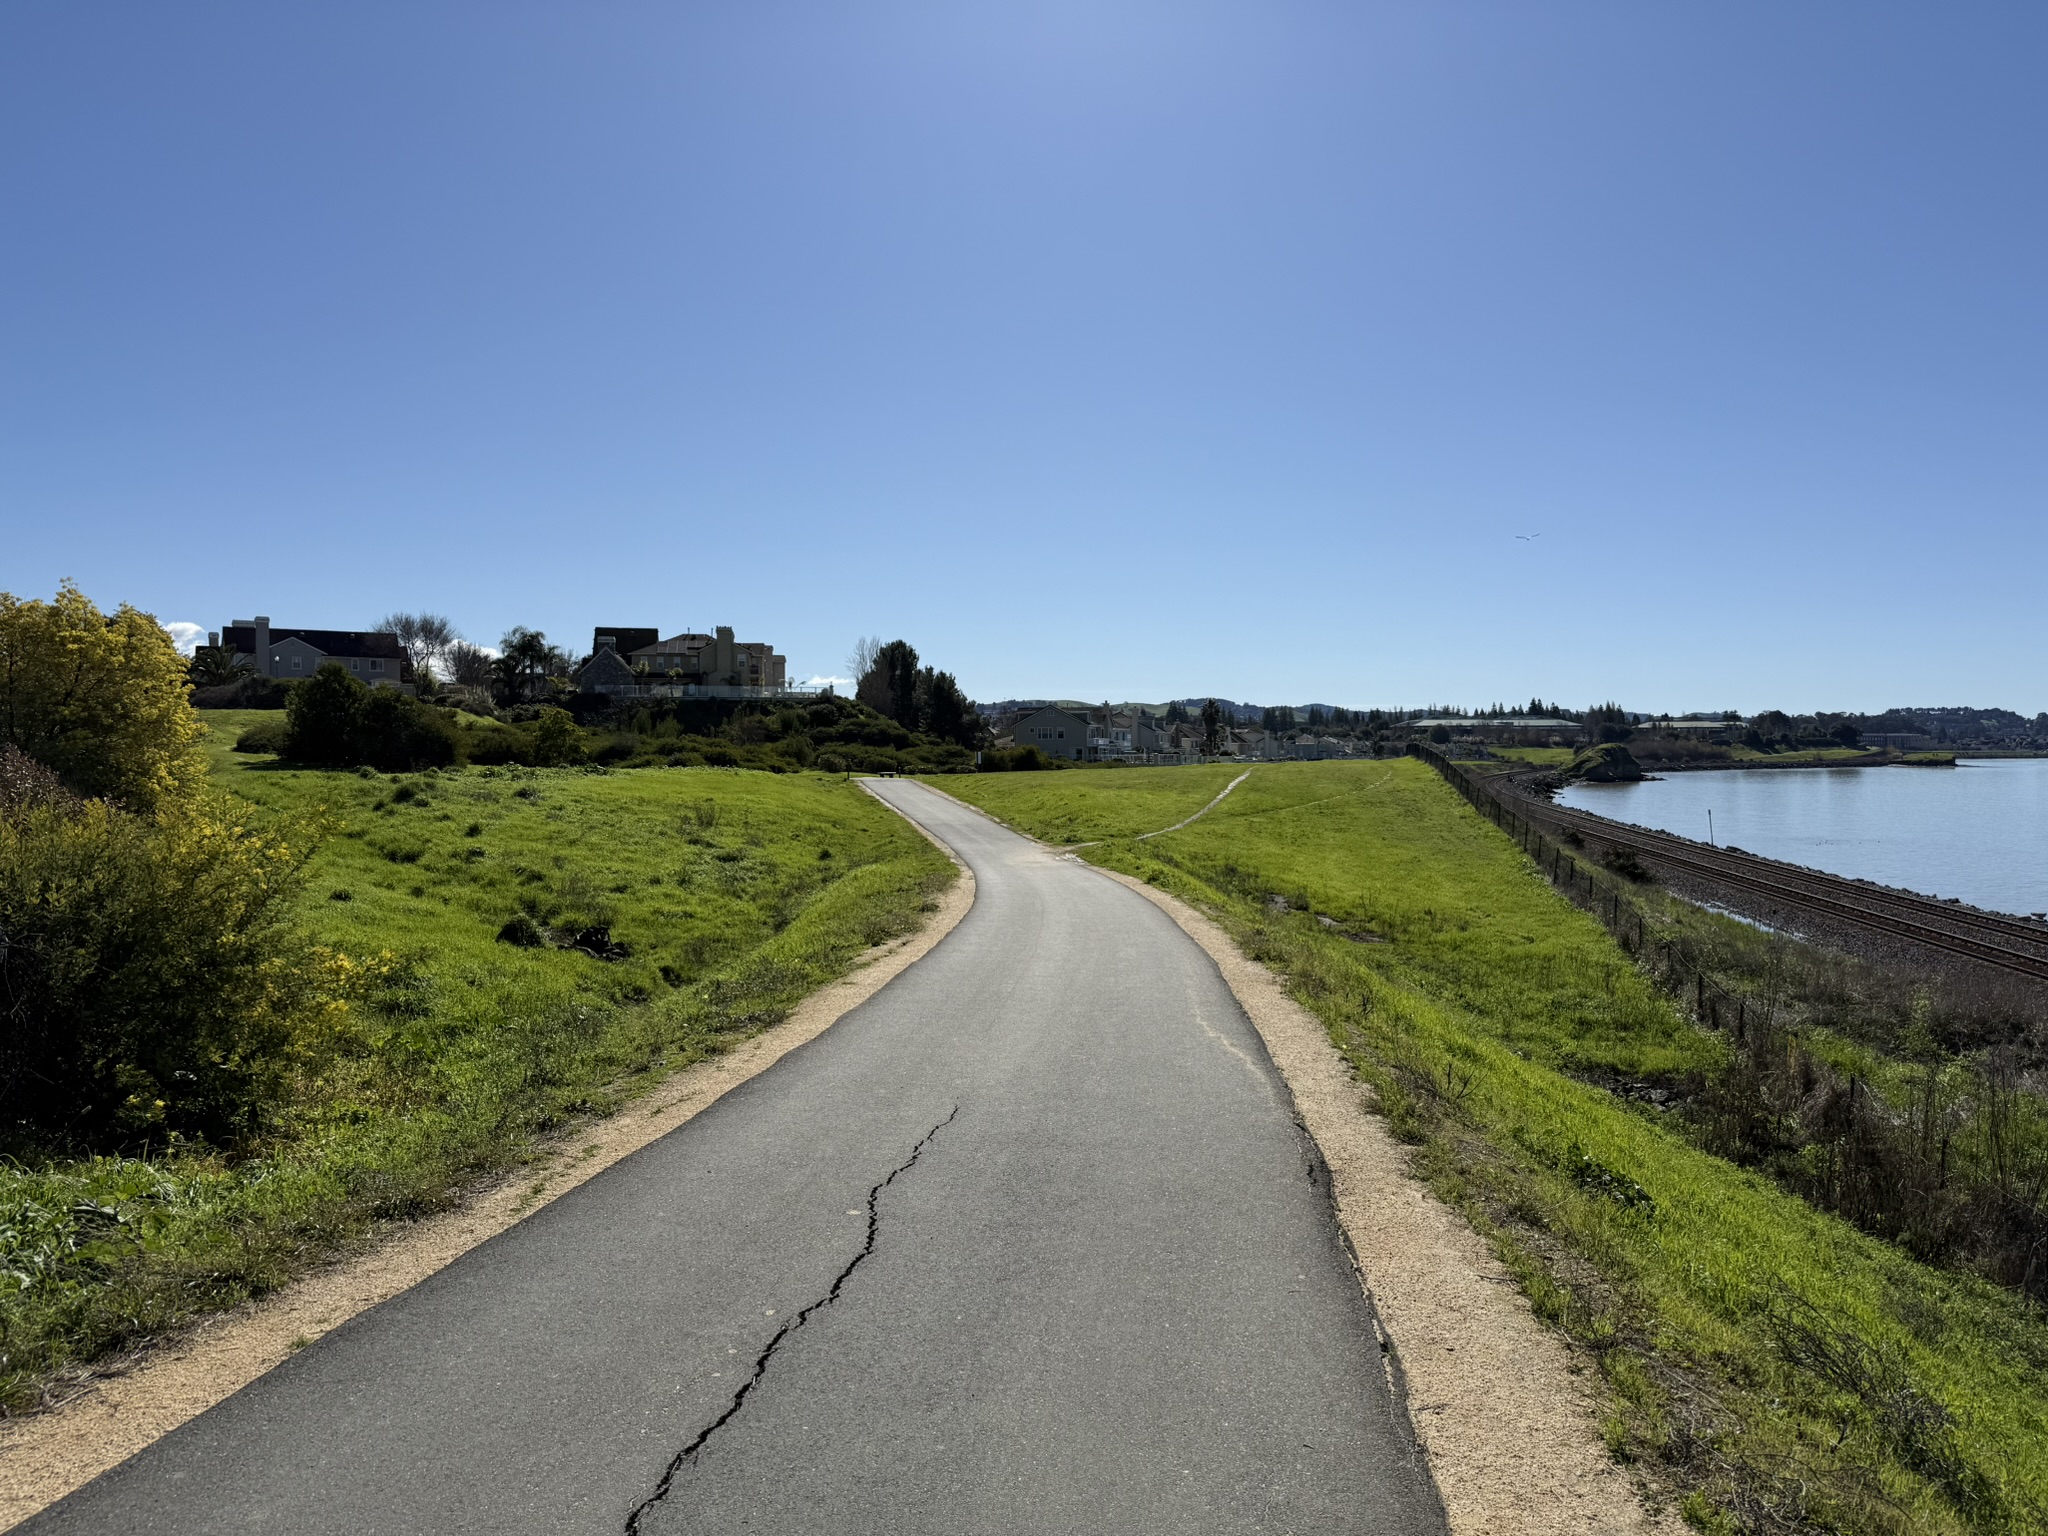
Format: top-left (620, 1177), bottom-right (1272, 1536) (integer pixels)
top-left (1525, 799), bottom-right (2048, 948)
top-left (1495, 790), bottom-right (2048, 982)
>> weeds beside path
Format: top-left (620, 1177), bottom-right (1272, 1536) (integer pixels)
top-left (938, 760), bottom-right (2048, 1536)
top-left (0, 738), bottom-right (954, 1417)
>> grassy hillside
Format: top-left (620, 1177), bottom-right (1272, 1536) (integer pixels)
top-left (933, 760), bottom-right (2048, 1535)
top-left (939, 762), bottom-right (1242, 843)
top-left (0, 720), bottom-right (952, 1411)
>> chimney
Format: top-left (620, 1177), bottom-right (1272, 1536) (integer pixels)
top-left (253, 617), bottom-right (271, 675)
top-left (207, 631), bottom-right (219, 649)
top-left (715, 625), bottom-right (735, 683)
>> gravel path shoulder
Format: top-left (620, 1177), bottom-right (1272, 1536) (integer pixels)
top-left (1091, 865), bottom-right (1680, 1536)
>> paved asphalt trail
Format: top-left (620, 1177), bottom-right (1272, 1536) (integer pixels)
top-left (28, 781), bottom-right (1445, 1535)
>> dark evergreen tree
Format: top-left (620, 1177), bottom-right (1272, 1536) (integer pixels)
top-left (858, 640), bottom-right (921, 726)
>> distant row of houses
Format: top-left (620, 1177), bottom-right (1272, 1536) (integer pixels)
top-left (1004, 706), bottom-right (1364, 764)
top-left (206, 616), bottom-right (795, 701)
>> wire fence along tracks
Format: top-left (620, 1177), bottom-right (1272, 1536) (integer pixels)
top-left (1410, 747), bottom-right (2048, 987)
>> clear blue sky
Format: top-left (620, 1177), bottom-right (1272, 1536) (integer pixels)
top-left (4, 3), bottom-right (2043, 714)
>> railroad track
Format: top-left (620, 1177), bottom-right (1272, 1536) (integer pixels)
top-left (1484, 775), bottom-right (2048, 985)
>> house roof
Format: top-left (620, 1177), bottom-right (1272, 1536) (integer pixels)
top-left (220, 625), bottom-right (407, 664)
top-left (1012, 705), bottom-right (1090, 729)
top-left (637, 633), bottom-right (714, 656)
top-left (574, 648), bottom-right (640, 688)
top-left (630, 636), bottom-right (780, 664)
top-left (591, 627), bottom-right (660, 656)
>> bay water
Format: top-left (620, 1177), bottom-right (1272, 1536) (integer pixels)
top-left (1556, 758), bottom-right (2048, 918)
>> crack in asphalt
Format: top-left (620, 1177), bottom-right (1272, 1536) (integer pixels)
top-left (623, 1106), bottom-right (960, 1535)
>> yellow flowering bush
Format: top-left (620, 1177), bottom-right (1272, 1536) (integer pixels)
top-left (0, 767), bottom-right (324, 1145)
top-left (0, 583), bottom-right (205, 814)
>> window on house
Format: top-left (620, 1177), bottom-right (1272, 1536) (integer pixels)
top-left (291, 657), bottom-right (303, 670)
top-left (370, 659), bottom-right (383, 671)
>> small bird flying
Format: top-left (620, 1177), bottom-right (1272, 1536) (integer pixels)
top-left (1515, 532), bottom-right (1542, 541)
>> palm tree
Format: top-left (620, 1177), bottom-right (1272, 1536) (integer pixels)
top-left (188, 646), bottom-right (252, 688)
top-left (489, 653), bottom-right (527, 704)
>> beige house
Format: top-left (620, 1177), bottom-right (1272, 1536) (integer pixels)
top-left (575, 625), bottom-right (791, 698)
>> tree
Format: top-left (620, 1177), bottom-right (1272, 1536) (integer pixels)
top-left (448, 641), bottom-right (495, 689)
top-left (857, 639), bottom-right (920, 726)
top-left (376, 612), bottom-right (458, 680)
top-left (0, 583), bottom-right (206, 814)
top-left (497, 628), bottom-right (554, 702)
top-left (1201, 699), bottom-right (1224, 755)
top-left (912, 668), bottom-right (980, 748)
top-left (283, 664), bottom-right (367, 766)
top-left (283, 665), bottom-right (455, 770)
top-left (1429, 724), bottom-right (1452, 744)
top-left (489, 653), bottom-right (525, 704)
top-left (188, 645), bottom-right (253, 689)
top-left (848, 636), bottom-right (882, 687)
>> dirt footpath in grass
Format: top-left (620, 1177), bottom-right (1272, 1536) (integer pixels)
top-left (1095, 864), bottom-right (1679, 1536)
top-left (0, 860), bottom-right (975, 1531)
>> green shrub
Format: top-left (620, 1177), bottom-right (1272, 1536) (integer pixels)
top-left (189, 674), bottom-right (291, 710)
top-left (981, 745), bottom-right (1056, 772)
top-left (357, 688), bottom-right (457, 771)
top-left (496, 913), bottom-right (547, 948)
top-left (282, 665), bottom-right (457, 771)
top-left (530, 708), bottom-right (584, 767)
top-left (0, 756), bottom-right (322, 1146)
top-left (282, 664), bottom-right (363, 766)
top-left (234, 718), bottom-right (288, 754)
top-left (462, 728), bottom-right (533, 766)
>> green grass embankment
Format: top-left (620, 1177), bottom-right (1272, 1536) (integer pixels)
top-left (935, 760), bottom-right (2048, 1535)
top-left (0, 721), bottom-right (952, 1411)
top-left (936, 762), bottom-right (1242, 843)
top-left (1489, 745), bottom-right (1576, 767)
